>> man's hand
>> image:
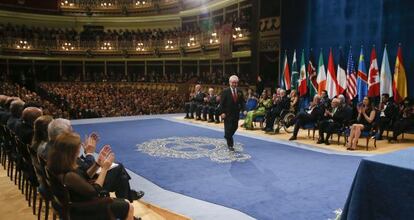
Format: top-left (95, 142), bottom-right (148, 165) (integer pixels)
top-left (83, 132), bottom-right (99, 154)
top-left (221, 113), bottom-right (226, 119)
top-left (102, 153), bottom-right (115, 170)
top-left (97, 145), bottom-right (112, 166)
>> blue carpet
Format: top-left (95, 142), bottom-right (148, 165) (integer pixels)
top-left (73, 118), bottom-right (362, 220)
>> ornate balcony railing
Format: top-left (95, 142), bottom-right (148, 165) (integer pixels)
top-left (0, 29), bottom-right (250, 56)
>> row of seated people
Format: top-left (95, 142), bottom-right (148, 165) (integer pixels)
top-left (0, 82), bottom-right (69, 118)
top-left (39, 82), bottom-right (186, 119)
top-left (0, 94), bottom-right (144, 219)
top-left (184, 84), bottom-right (414, 150)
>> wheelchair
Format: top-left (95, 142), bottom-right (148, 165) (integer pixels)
top-left (272, 109), bottom-right (296, 133)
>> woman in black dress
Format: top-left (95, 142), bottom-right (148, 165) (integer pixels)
top-left (347, 96), bottom-right (376, 150)
top-left (47, 132), bottom-right (135, 220)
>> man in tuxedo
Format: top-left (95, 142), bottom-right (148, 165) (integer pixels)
top-left (220, 75), bottom-right (245, 151)
top-left (375, 93), bottom-right (397, 140)
top-left (289, 94), bottom-right (323, 141)
top-left (317, 98), bottom-right (350, 145)
top-left (202, 88), bottom-right (218, 122)
top-left (184, 84), bottom-right (206, 119)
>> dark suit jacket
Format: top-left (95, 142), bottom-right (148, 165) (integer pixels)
top-left (220, 88), bottom-right (245, 120)
top-left (0, 111), bottom-right (11, 125)
top-left (7, 116), bottom-right (21, 133)
top-left (15, 120), bottom-right (34, 145)
top-left (274, 96), bottom-right (290, 113)
top-left (192, 92), bottom-right (206, 104)
top-left (307, 104), bottom-right (323, 122)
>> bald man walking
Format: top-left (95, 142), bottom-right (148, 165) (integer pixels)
top-left (220, 75), bottom-right (245, 151)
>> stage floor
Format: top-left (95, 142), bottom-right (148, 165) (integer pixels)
top-left (70, 114), bottom-right (410, 220)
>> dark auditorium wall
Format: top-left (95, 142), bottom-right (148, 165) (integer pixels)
top-left (281, 0), bottom-right (414, 98)
top-left (0, 0), bottom-right (58, 11)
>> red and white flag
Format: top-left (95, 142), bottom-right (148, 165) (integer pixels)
top-left (326, 48), bottom-right (338, 98)
top-left (368, 47), bottom-right (380, 97)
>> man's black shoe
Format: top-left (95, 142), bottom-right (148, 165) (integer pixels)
top-left (228, 146), bottom-right (235, 151)
top-left (289, 136), bottom-right (297, 141)
top-left (316, 139), bottom-right (324, 144)
top-left (129, 190), bottom-right (145, 202)
top-left (324, 140), bottom-right (330, 145)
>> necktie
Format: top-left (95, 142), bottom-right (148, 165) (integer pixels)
top-left (232, 88), bottom-right (237, 102)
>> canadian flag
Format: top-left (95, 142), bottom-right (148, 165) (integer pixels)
top-left (368, 47), bottom-right (380, 97)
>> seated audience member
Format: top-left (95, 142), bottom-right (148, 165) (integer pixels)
top-left (243, 91), bottom-right (272, 130)
top-left (289, 95), bottom-right (323, 141)
top-left (375, 93), bottom-right (397, 140)
top-left (43, 118), bottom-right (144, 202)
top-left (202, 88), bottom-right (218, 122)
top-left (346, 96), bottom-right (376, 150)
top-left (320, 90), bottom-right (331, 111)
top-left (31, 115), bottom-right (54, 191)
top-left (0, 95), bottom-right (7, 111)
top-left (289, 90), bottom-right (299, 113)
top-left (184, 84), bottom-right (206, 119)
top-left (388, 98), bottom-right (414, 142)
top-left (0, 97), bottom-right (19, 125)
top-left (6, 99), bottom-right (25, 132)
top-left (317, 97), bottom-right (350, 145)
top-left (245, 88), bottom-right (258, 111)
top-left (213, 95), bottom-right (222, 123)
top-left (47, 132), bottom-right (136, 220)
top-left (264, 89), bottom-right (290, 132)
top-left (15, 107), bottom-right (43, 145)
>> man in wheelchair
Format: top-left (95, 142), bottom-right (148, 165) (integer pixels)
top-left (263, 89), bottom-right (291, 133)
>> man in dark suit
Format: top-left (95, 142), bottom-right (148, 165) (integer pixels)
top-left (7, 99), bottom-right (25, 133)
top-left (184, 84), bottom-right (206, 119)
top-left (375, 93), bottom-right (397, 140)
top-left (220, 75), bottom-right (245, 151)
top-left (202, 88), bottom-right (218, 122)
top-left (289, 95), bottom-right (323, 141)
top-left (15, 107), bottom-right (43, 145)
top-left (264, 89), bottom-right (290, 133)
top-left (317, 98), bottom-right (350, 145)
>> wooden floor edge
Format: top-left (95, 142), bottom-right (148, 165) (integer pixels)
top-left (139, 200), bottom-right (192, 220)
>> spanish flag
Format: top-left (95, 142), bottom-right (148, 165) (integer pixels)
top-left (392, 46), bottom-right (408, 103)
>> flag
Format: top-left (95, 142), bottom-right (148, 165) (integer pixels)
top-left (316, 50), bottom-right (327, 95)
top-left (392, 45), bottom-right (408, 103)
top-left (380, 46), bottom-right (393, 99)
top-left (337, 48), bottom-right (347, 94)
top-left (346, 47), bottom-right (357, 101)
top-left (357, 47), bottom-right (368, 103)
top-left (368, 46), bottom-right (380, 97)
top-left (298, 50), bottom-right (307, 97)
top-left (326, 48), bottom-right (338, 98)
top-left (282, 52), bottom-right (291, 90)
top-left (291, 50), bottom-right (299, 91)
top-left (307, 49), bottom-right (318, 98)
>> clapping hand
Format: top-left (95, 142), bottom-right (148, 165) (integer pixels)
top-left (83, 132), bottom-right (100, 154)
top-left (97, 145), bottom-right (112, 166)
top-left (102, 153), bottom-right (115, 170)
